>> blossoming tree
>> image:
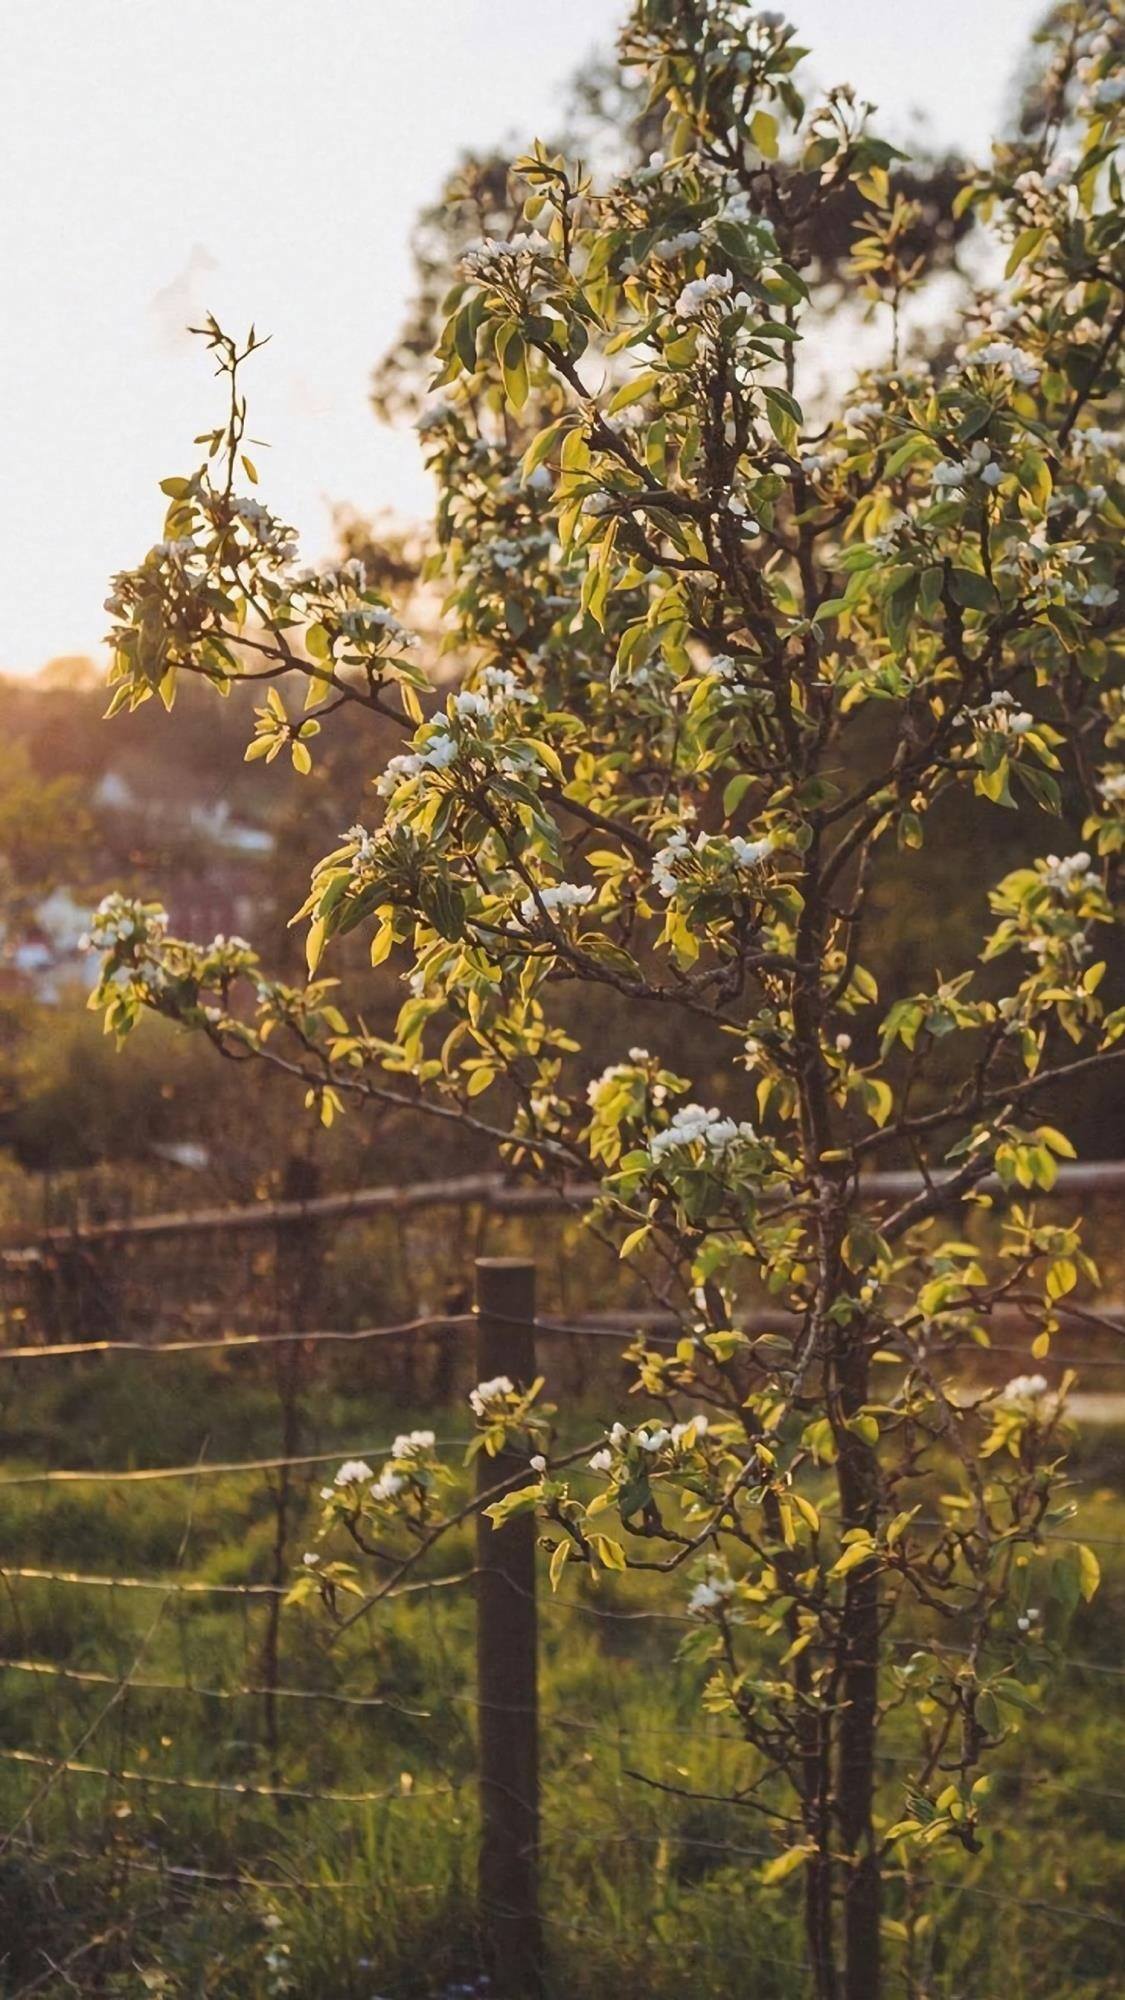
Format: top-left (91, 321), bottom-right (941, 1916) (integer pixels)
top-left (91, 2), bottom-right (1122, 1993)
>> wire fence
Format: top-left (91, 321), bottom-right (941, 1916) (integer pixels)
top-left (1, 1174), bottom-right (1123, 1997)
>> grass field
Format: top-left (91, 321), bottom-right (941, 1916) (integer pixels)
top-left (0, 1343), bottom-right (1121, 2000)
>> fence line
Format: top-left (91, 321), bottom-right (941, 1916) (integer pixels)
top-left (0, 1565), bottom-right (287, 1597)
top-left (0, 1658), bottom-right (431, 1716)
top-left (7, 1836), bottom-right (406, 1898)
top-left (3, 1563), bottom-right (1120, 1681)
top-left (0, 1313), bottom-right (473, 1363)
top-left (3, 1310), bottom-right (1122, 1368)
top-left (8, 1158), bottom-right (1125, 1256)
top-left (0, 1438), bottom-right (471, 1488)
top-left (0, 1747), bottom-right (451, 1808)
top-left (7, 1656), bottom-right (1125, 1723)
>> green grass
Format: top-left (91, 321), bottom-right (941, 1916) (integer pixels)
top-left (0, 1360), bottom-right (1121, 1998)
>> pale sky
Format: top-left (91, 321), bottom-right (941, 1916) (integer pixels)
top-left (0, 0), bottom-right (1041, 678)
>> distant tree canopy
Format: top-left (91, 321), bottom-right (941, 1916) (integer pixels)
top-left (372, 44), bottom-right (973, 424)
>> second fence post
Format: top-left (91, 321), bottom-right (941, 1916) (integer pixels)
top-left (474, 1257), bottom-right (542, 1998)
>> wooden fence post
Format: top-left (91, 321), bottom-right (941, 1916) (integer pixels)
top-left (474, 1257), bottom-right (542, 1998)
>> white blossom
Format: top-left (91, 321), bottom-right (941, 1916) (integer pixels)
top-left (670, 1414), bottom-right (710, 1445)
top-left (470, 1374), bottom-right (514, 1415)
top-left (650, 1103), bottom-right (756, 1163)
top-left (688, 1568), bottom-right (737, 1616)
top-left (969, 340), bottom-right (1041, 386)
top-left (675, 270), bottom-right (735, 317)
top-left (1042, 850), bottom-right (1098, 892)
top-left (653, 228), bottom-right (703, 257)
top-left (462, 231), bottom-right (553, 275)
top-left (333, 1458), bottom-right (374, 1487)
top-left (998, 1373), bottom-right (1057, 1417)
top-left (518, 880), bottom-right (596, 926)
top-left (392, 1429), bottom-right (435, 1457)
top-left (730, 833), bottom-right (776, 869)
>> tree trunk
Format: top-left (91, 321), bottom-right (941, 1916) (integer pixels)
top-left (834, 1338), bottom-right (882, 2000)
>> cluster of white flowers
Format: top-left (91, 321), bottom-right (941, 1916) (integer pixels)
top-left (370, 1467), bottom-right (406, 1503)
top-left (1016, 1606), bottom-right (1042, 1633)
top-left (1082, 581), bottom-right (1118, 609)
top-left (966, 340), bottom-right (1041, 387)
top-left (1079, 426), bottom-right (1119, 454)
top-left (470, 1375), bottom-right (514, 1416)
top-left (587, 1413), bottom-right (709, 1476)
top-left (688, 1567), bottom-right (737, 1616)
top-left (729, 833), bottom-right (776, 869)
top-left (586, 1050), bottom-right (663, 1106)
top-left (725, 491), bottom-right (760, 530)
top-left (393, 1429), bottom-right (435, 1457)
top-left (966, 689), bottom-right (1033, 735)
top-left (634, 149), bottom-right (668, 187)
top-left (799, 446), bottom-right (846, 478)
top-left (375, 728), bottom-right (459, 797)
top-left (843, 399), bottom-right (882, 429)
top-left (333, 1458), bottom-right (374, 1487)
top-left (462, 231), bottom-right (553, 275)
top-left (703, 653), bottom-right (747, 683)
top-left (649, 1102), bottom-right (756, 1163)
top-left (1013, 153), bottom-right (1078, 205)
top-left (1041, 850), bottom-right (1099, 894)
top-left (149, 537), bottom-right (198, 569)
top-left (1098, 771), bottom-right (1125, 807)
top-left (480, 663), bottom-right (535, 706)
top-left (228, 495), bottom-right (298, 561)
top-left (998, 1373), bottom-right (1058, 1417)
top-left (517, 880), bottom-right (595, 926)
top-left (653, 226), bottom-right (703, 258)
top-left (337, 603), bottom-right (418, 649)
top-left (344, 822), bottom-right (380, 869)
top-left (84, 893), bottom-right (169, 955)
top-left (931, 438), bottom-right (1004, 497)
top-left (675, 270), bottom-right (734, 316)
top-left (651, 824), bottom-right (774, 899)
top-left (650, 824), bottom-right (695, 897)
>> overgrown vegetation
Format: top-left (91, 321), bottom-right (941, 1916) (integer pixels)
top-left (0, 1354), bottom-right (1121, 1999)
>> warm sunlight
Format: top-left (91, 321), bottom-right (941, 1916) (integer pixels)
top-left (2, 0), bottom-right (1036, 676)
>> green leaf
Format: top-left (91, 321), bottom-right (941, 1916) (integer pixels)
top-left (751, 109), bottom-right (779, 159)
top-left (1005, 225), bottom-right (1047, 279)
top-left (949, 568), bottom-right (998, 612)
top-left (485, 1485), bottom-right (541, 1528)
top-left (761, 1845), bottom-right (810, 1885)
top-left (830, 1539), bottom-right (876, 1578)
top-left (499, 327), bottom-right (530, 410)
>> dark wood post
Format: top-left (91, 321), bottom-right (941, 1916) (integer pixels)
top-left (260, 1154), bottom-right (320, 1780)
top-left (474, 1257), bottom-right (542, 1998)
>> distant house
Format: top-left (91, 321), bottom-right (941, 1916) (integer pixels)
top-left (93, 769), bottom-right (136, 813)
top-left (2, 887), bottom-right (93, 1001)
top-left (186, 798), bottom-right (274, 855)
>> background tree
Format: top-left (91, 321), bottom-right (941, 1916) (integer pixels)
top-left (91, 2), bottom-right (1122, 1994)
